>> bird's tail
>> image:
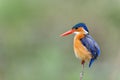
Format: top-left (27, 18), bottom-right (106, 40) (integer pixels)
top-left (89, 58), bottom-right (95, 67)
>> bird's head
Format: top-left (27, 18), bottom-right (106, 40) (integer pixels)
top-left (60, 23), bottom-right (89, 36)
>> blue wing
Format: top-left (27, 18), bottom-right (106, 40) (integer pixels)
top-left (81, 34), bottom-right (100, 67)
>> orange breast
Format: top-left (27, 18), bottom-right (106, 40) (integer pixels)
top-left (73, 33), bottom-right (92, 61)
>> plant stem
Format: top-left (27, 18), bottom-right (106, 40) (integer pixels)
top-left (80, 64), bottom-right (84, 80)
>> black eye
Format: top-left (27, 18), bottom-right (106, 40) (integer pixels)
top-left (72, 27), bottom-right (79, 29)
top-left (75, 27), bottom-right (78, 29)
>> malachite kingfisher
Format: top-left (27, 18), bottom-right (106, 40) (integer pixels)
top-left (60, 23), bottom-right (100, 68)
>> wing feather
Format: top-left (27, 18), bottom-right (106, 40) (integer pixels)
top-left (81, 34), bottom-right (100, 67)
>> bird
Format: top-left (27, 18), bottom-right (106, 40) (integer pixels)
top-left (60, 23), bottom-right (100, 68)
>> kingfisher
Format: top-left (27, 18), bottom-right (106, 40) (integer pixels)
top-left (60, 23), bottom-right (100, 68)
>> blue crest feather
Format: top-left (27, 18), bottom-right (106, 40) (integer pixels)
top-left (72, 23), bottom-right (89, 32)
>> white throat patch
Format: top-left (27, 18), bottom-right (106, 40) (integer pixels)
top-left (74, 29), bottom-right (88, 35)
top-left (74, 32), bottom-right (80, 34)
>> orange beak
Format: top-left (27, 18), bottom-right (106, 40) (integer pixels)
top-left (60, 29), bottom-right (75, 36)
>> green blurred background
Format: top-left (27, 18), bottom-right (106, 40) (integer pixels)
top-left (0, 0), bottom-right (120, 80)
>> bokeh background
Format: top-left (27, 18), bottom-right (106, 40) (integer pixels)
top-left (0, 0), bottom-right (120, 80)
